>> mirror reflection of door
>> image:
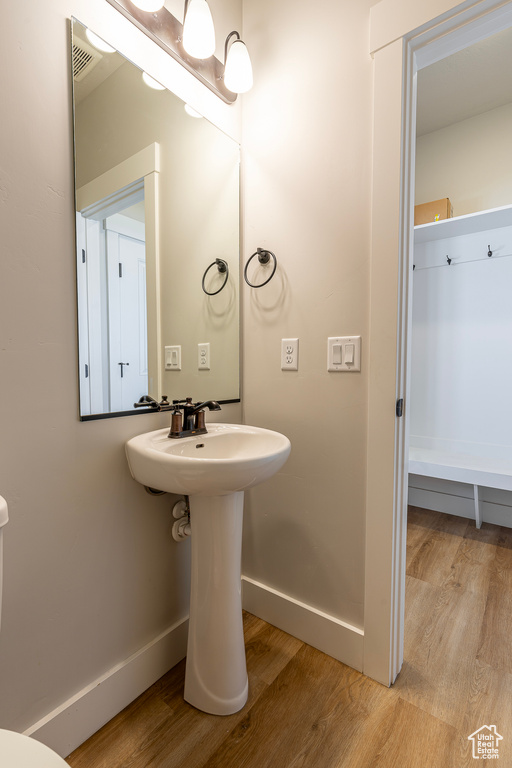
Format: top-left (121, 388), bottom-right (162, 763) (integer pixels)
top-left (105, 208), bottom-right (147, 412)
top-left (76, 189), bottom-right (148, 415)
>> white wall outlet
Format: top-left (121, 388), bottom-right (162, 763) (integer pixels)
top-left (281, 338), bottom-right (299, 370)
top-left (165, 345), bottom-right (181, 371)
top-left (198, 342), bottom-right (210, 370)
top-left (327, 336), bottom-right (361, 371)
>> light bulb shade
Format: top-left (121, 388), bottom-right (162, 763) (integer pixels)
top-left (85, 29), bottom-right (116, 53)
top-left (224, 39), bottom-right (253, 94)
top-left (184, 104), bottom-right (203, 118)
top-left (142, 71), bottom-right (165, 90)
top-left (130, 0), bottom-right (165, 11)
top-left (182, 0), bottom-right (216, 59)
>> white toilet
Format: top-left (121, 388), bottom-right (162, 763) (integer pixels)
top-left (0, 496), bottom-right (69, 766)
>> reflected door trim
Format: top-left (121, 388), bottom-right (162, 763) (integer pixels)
top-left (76, 143), bottom-right (161, 417)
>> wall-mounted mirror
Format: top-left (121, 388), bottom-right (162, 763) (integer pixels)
top-left (72, 18), bottom-right (240, 420)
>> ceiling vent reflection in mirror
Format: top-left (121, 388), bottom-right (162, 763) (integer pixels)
top-left (105, 0), bottom-right (252, 103)
top-left (72, 38), bottom-right (101, 81)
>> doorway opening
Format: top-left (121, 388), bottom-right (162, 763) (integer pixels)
top-left (366, 0), bottom-right (512, 688)
top-left (76, 181), bottom-right (148, 415)
top-left (401, 5), bottom-right (512, 680)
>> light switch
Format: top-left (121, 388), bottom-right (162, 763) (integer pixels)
top-left (165, 345), bottom-right (181, 371)
top-left (327, 336), bottom-right (361, 371)
top-left (332, 343), bottom-right (343, 365)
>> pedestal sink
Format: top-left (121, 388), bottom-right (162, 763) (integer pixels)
top-left (125, 423), bottom-right (291, 715)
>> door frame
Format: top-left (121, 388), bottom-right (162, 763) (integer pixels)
top-left (365, 0), bottom-right (512, 685)
top-left (76, 143), bottom-right (161, 414)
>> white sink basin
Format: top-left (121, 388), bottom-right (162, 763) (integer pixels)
top-left (125, 421), bottom-right (291, 716)
top-left (125, 423), bottom-right (291, 496)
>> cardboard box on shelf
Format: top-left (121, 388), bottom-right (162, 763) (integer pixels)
top-left (414, 198), bottom-right (453, 225)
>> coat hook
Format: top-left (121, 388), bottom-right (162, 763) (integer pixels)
top-left (488, 245), bottom-right (493, 257)
top-left (446, 256), bottom-right (452, 265)
top-left (413, 264), bottom-right (416, 270)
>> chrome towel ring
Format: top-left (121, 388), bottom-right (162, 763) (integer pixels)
top-left (244, 248), bottom-right (277, 288)
top-left (202, 258), bottom-right (229, 295)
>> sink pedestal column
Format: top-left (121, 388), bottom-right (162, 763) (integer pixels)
top-left (184, 491), bottom-right (248, 715)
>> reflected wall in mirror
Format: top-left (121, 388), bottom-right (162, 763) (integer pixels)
top-left (72, 19), bottom-right (240, 419)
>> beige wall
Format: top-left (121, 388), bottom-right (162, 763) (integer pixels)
top-left (416, 101), bottom-right (512, 216)
top-left (0, 0), bottom-right (241, 746)
top-left (241, 0), bottom-right (374, 629)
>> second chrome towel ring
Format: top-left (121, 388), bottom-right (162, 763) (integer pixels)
top-left (202, 258), bottom-right (229, 295)
top-left (244, 248), bottom-right (277, 288)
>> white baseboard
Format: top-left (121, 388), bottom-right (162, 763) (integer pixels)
top-left (408, 486), bottom-right (512, 528)
top-left (24, 617), bottom-right (188, 758)
top-left (242, 576), bottom-right (364, 672)
top-left (23, 581), bottom-right (366, 759)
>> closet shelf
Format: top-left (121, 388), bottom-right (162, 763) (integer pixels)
top-left (414, 202), bottom-right (512, 244)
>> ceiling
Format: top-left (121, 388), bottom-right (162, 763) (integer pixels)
top-left (416, 25), bottom-right (512, 136)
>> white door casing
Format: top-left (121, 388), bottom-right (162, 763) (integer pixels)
top-left (366, 0), bottom-right (512, 685)
top-left (76, 144), bottom-right (161, 415)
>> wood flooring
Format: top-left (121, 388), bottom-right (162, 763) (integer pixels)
top-left (66, 507), bottom-right (512, 768)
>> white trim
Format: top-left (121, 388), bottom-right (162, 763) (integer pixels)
top-left (408, 484), bottom-right (512, 527)
top-left (144, 171), bottom-right (162, 401)
top-left (365, 35), bottom-right (407, 687)
top-left (76, 144), bottom-right (160, 211)
top-left (242, 577), bottom-right (364, 672)
top-left (105, 213), bottom-right (146, 241)
top-left (79, 179), bottom-right (145, 222)
top-left (76, 145), bottom-right (161, 410)
top-left (367, 0), bottom-right (512, 687)
top-left (23, 618), bottom-right (188, 759)
top-left (369, 0), bottom-right (509, 55)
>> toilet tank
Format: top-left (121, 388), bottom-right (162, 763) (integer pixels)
top-left (0, 496), bottom-right (8, 632)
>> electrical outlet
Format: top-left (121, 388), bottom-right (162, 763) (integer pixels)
top-left (198, 342), bottom-right (210, 370)
top-left (281, 338), bottom-right (299, 370)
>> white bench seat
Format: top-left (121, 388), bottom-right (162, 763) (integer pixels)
top-left (409, 447), bottom-right (512, 528)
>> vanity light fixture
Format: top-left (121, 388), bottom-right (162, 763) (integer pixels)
top-left (182, 0), bottom-right (216, 60)
top-left (105, 0), bottom-right (252, 103)
top-left (85, 29), bottom-right (116, 53)
top-left (223, 31), bottom-right (253, 94)
top-left (142, 71), bottom-right (166, 89)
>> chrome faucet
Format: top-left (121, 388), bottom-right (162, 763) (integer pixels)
top-left (169, 397), bottom-right (221, 439)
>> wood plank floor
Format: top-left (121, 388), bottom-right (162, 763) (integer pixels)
top-left (67, 507), bottom-right (512, 768)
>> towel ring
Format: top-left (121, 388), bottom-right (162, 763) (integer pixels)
top-left (202, 258), bottom-right (229, 295)
top-left (244, 248), bottom-right (277, 288)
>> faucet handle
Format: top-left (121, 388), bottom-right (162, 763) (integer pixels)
top-left (134, 395), bottom-right (158, 408)
top-left (169, 403), bottom-right (183, 436)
